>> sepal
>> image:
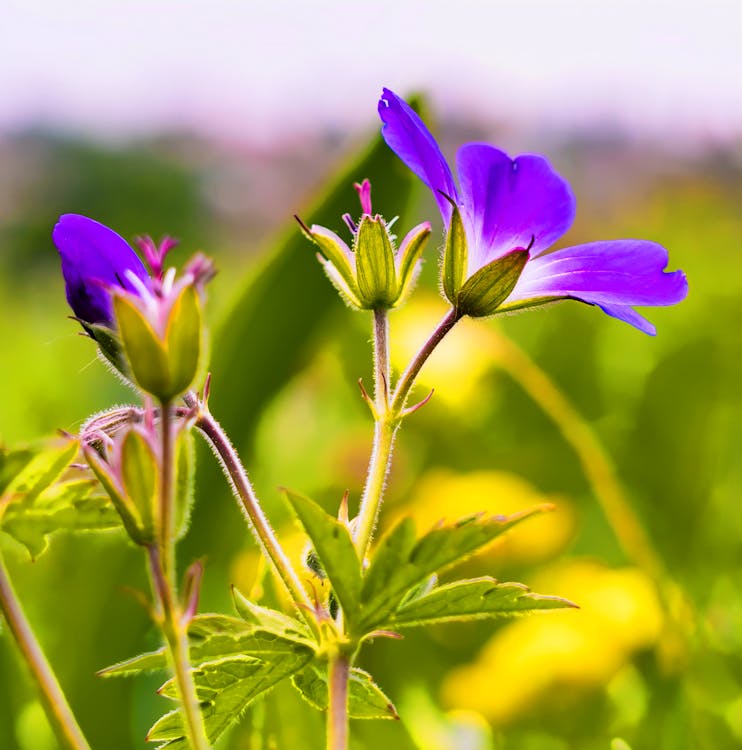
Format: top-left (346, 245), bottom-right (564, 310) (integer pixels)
top-left (442, 202), bottom-right (468, 303)
top-left (455, 248), bottom-right (529, 317)
top-left (113, 284), bottom-right (204, 402)
top-left (354, 216), bottom-right (397, 308)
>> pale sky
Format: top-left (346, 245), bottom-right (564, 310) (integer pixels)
top-left (1, 0), bottom-right (740, 143)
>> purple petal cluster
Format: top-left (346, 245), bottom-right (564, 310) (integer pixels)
top-left (378, 88), bottom-right (687, 334)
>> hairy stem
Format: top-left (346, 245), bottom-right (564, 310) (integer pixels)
top-left (373, 308), bottom-right (390, 411)
top-left (147, 546), bottom-right (209, 750)
top-left (159, 401), bottom-right (175, 577)
top-left (184, 393), bottom-right (316, 626)
top-left (327, 653), bottom-right (350, 750)
top-left (355, 307), bottom-right (461, 559)
top-left (390, 308), bottom-right (461, 413)
top-left (0, 550), bottom-right (90, 750)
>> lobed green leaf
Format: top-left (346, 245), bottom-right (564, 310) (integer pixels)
top-left (147, 651), bottom-right (313, 744)
top-left (383, 576), bottom-right (576, 629)
top-left (292, 664), bottom-right (398, 720)
top-left (360, 506), bottom-right (552, 631)
top-left (99, 613), bottom-right (315, 678)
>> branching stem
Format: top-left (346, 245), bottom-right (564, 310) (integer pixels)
top-left (354, 307), bottom-right (461, 559)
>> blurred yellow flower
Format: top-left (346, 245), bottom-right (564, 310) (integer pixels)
top-left (391, 468), bottom-right (575, 565)
top-left (442, 560), bottom-right (663, 724)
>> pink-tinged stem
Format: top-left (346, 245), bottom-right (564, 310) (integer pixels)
top-left (146, 545), bottom-right (209, 750)
top-left (184, 393), bottom-right (316, 630)
top-left (327, 653), bottom-right (350, 750)
top-left (0, 551), bottom-right (90, 750)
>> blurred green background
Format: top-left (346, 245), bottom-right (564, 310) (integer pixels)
top-left (0, 108), bottom-right (740, 750)
top-left (1, 1), bottom-right (741, 747)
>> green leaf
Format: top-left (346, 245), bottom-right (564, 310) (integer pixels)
top-left (383, 576), bottom-right (576, 628)
top-left (0, 446), bottom-right (34, 496)
top-left (99, 613), bottom-right (315, 677)
top-left (455, 248), bottom-right (529, 317)
top-left (442, 202), bottom-right (467, 303)
top-left (355, 216), bottom-right (397, 308)
top-left (232, 585), bottom-right (311, 639)
top-left (165, 285), bottom-right (203, 397)
top-left (0, 440), bottom-right (121, 558)
top-left (282, 488), bottom-right (362, 625)
top-left (147, 651), bottom-right (313, 744)
top-left (360, 506), bottom-right (552, 631)
top-left (2, 478), bottom-right (120, 559)
top-left (1, 440), bottom-right (78, 508)
top-left (292, 664), bottom-right (398, 720)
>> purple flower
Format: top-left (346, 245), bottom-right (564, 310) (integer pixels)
top-left (378, 89), bottom-right (688, 334)
top-left (53, 214), bottom-right (151, 327)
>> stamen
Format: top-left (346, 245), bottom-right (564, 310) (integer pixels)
top-left (342, 213), bottom-right (358, 234)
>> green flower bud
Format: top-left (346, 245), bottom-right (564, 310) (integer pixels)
top-left (113, 284), bottom-right (204, 403)
top-left (300, 179), bottom-right (431, 311)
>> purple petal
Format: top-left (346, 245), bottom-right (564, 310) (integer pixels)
top-left (378, 88), bottom-right (458, 222)
top-left (595, 303), bottom-right (657, 335)
top-left (53, 214), bottom-right (150, 325)
top-left (456, 144), bottom-right (575, 274)
top-left (504, 239), bottom-right (688, 333)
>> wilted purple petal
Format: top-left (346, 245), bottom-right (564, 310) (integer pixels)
top-left (456, 144), bottom-right (575, 273)
top-left (53, 214), bottom-right (150, 325)
top-left (378, 88), bottom-right (458, 222)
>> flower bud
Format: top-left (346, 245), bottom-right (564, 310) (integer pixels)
top-left (300, 179), bottom-right (430, 311)
top-left (83, 427), bottom-right (158, 546)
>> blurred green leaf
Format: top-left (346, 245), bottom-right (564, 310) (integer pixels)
top-left (283, 487), bottom-right (362, 624)
top-left (204, 103), bottom-right (422, 461)
top-left (0, 447), bottom-right (34, 495)
top-left (292, 664), bottom-right (398, 720)
top-left (360, 506), bottom-right (552, 630)
top-left (0, 440), bottom-right (121, 558)
top-left (0, 440), bottom-right (78, 507)
top-left (1, 478), bottom-right (120, 559)
top-left (381, 576), bottom-right (574, 629)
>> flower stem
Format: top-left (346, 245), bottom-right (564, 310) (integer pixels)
top-left (355, 307), bottom-right (462, 559)
top-left (326, 652), bottom-right (350, 750)
top-left (0, 550), bottom-right (90, 750)
top-left (390, 308), bottom-right (461, 413)
top-left (146, 546), bottom-right (209, 750)
top-left (184, 393), bottom-right (316, 625)
top-left (159, 400), bottom-right (175, 577)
